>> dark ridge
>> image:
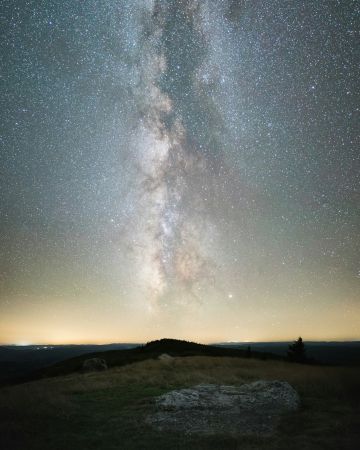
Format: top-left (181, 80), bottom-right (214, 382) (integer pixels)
top-left (0, 343), bottom-right (139, 385)
top-left (5, 338), bottom-right (281, 385)
top-left (216, 341), bottom-right (360, 366)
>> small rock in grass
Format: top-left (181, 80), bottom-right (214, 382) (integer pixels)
top-left (82, 358), bottom-right (108, 372)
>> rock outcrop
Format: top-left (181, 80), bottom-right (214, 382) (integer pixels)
top-left (158, 353), bottom-right (174, 361)
top-left (147, 380), bottom-right (300, 436)
top-left (82, 357), bottom-right (108, 372)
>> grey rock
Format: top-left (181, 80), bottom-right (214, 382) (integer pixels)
top-left (82, 357), bottom-right (108, 372)
top-left (158, 353), bottom-right (174, 361)
top-left (147, 380), bottom-right (300, 436)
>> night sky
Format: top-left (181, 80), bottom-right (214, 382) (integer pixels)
top-left (1, 0), bottom-right (359, 344)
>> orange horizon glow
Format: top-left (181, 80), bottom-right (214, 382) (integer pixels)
top-left (2, 336), bottom-right (359, 346)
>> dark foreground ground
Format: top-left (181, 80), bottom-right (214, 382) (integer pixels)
top-left (1, 355), bottom-right (359, 450)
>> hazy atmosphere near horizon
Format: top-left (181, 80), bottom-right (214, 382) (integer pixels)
top-left (1, 0), bottom-right (359, 345)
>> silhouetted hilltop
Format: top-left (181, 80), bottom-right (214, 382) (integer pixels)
top-left (143, 338), bottom-right (220, 354)
top-left (3, 339), bottom-right (359, 386)
top-left (8, 339), bottom-right (280, 384)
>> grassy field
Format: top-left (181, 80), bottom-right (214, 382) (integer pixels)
top-left (0, 356), bottom-right (359, 449)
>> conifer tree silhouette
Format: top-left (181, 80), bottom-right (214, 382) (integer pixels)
top-left (288, 337), bottom-right (306, 362)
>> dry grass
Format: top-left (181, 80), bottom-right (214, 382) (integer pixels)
top-left (0, 356), bottom-right (359, 449)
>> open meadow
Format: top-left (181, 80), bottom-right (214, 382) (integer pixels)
top-left (1, 356), bottom-right (359, 450)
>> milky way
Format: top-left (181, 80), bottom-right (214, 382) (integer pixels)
top-left (126, 2), bottom-right (228, 310)
top-left (0, 0), bottom-right (359, 343)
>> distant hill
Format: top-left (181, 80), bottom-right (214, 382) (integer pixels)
top-left (2, 339), bottom-right (359, 385)
top-left (0, 343), bottom-right (139, 384)
top-left (2, 339), bottom-right (279, 385)
top-left (36, 339), bottom-right (280, 379)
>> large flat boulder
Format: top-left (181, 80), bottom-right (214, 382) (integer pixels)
top-left (147, 380), bottom-right (300, 436)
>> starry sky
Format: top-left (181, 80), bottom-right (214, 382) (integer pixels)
top-left (1, 0), bottom-right (359, 345)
